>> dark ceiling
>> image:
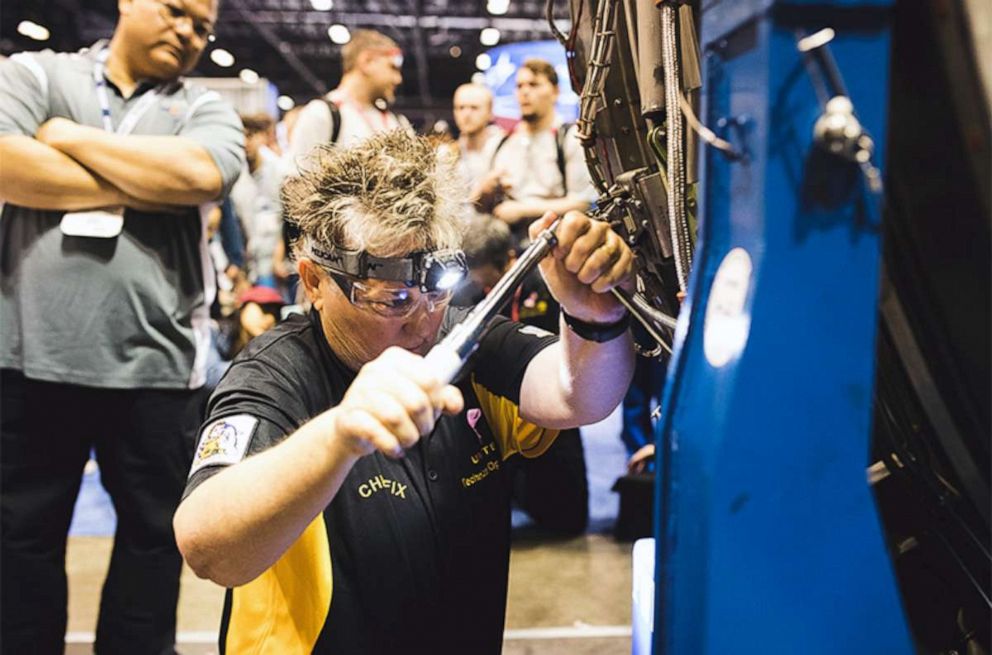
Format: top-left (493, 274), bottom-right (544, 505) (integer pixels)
top-left (1, 0), bottom-right (570, 114)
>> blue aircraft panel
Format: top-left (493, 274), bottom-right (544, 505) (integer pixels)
top-left (651, 2), bottom-right (913, 653)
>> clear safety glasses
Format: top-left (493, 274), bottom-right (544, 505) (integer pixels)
top-left (327, 270), bottom-right (453, 319)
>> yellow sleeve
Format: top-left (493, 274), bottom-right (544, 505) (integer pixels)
top-left (471, 376), bottom-right (560, 461)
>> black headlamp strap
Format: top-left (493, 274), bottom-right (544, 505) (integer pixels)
top-left (365, 255), bottom-right (418, 284)
top-left (309, 244), bottom-right (418, 284)
top-left (309, 244), bottom-right (467, 293)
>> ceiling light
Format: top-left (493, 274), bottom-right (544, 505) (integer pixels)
top-left (17, 20), bottom-right (50, 41)
top-left (309, 0), bottom-right (333, 10)
top-left (448, 45), bottom-right (462, 58)
top-left (239, 68), bottom-right (259, 84)
top-left (480, 27), bottom-right (500, 46)
top-left (487, 0), bottom-right (510, 15)
top-left (277, 95), bottom-right (295, 111)
top-left (475, 53), bottom-right (492, 71)
top-left (328, 24), bottom-right (351, 45)
top-left (210, 48), bottom-right (235, 68)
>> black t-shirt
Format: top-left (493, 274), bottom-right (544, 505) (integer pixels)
top-left (184, 309), bottom-right (558, 654)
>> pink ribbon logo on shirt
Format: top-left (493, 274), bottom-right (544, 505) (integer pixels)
top-left (466, 408), bottom-right (484, 443)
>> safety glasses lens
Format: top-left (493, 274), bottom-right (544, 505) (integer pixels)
top-left (329, 271), bottom-right (450, 318)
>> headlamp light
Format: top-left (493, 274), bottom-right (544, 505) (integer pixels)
top-left (419, 249), bottom-right (467, 293)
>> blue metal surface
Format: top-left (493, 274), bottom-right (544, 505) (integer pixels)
top-left (651, 2), bottom-right (913, 653)
top-left (700, 0), bottom-right (894, 45)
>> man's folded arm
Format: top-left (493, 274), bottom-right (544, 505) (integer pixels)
top-left (34, 96), bottom-right (245, 207)
top-left (0, 135), bottom-right (185, 212)
top-left (38, 121), bottom-right (226, 206)
top-left (0, 135), bottom-right (126, 210)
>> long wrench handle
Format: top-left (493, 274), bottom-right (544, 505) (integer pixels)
top-left (425, 219), bottom-right (562, 384)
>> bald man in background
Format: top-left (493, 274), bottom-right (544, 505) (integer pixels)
top-left (451, 83), bottom-right (505, 214)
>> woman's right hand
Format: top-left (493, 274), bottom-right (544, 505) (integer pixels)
top-left (331, 347), bottom-right (464, 459)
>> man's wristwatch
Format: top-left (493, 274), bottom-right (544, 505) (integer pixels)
top-left (561, 311), bottom-right (631, 343)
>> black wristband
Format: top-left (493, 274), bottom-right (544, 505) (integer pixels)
top-left (561, 311), bottom-right (630, 343)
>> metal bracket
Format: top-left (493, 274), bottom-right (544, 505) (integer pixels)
top-left (798, 28), bottom-right (883, 193)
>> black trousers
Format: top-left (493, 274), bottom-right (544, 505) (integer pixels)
top-left (511, 428), bottom-right (589, 535)
top-left (1, 369), bottom-right (205, 655)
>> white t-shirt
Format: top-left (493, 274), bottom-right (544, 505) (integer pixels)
top-left (456, 125), bottom-right (506, 191)
top-left (286, 89), bottom-right (413, 174)
top-left (490, 121), bottom-right (597, 205)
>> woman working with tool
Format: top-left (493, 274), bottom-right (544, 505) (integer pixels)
top-left (173, 130), bottom-right (635, 654)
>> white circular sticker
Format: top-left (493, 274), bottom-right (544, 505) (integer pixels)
top-left (703, 247), bottom-right (753, 368)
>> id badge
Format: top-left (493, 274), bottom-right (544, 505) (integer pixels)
top-left (60, 208), bottom-right (124, 238)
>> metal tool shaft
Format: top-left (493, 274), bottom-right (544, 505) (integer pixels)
top-left (426, 219), bottom-right (561, 384)
top-left (427, 217), bottom-right (682, 381)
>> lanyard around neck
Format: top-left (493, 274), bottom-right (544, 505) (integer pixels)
top-left (331, 89), bottom-right (391, 134)
top-left (92, 47), bottom-right (162, 135)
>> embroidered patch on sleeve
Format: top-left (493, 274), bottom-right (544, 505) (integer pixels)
top-left (189, 415), bottom-right (258, 477)
top-left (518, 324), bottom-right (554, 339)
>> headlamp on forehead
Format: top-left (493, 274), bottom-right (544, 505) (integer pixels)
top-left (310, 245), bottom-right (467, 293)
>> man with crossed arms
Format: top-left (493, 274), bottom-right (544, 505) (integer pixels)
top-left (0, 0), bottom-right (244, 651)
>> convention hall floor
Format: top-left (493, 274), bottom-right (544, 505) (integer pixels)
top-left (64, 408), bottom-right (639, 655)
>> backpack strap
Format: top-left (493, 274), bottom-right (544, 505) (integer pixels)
top-left (489, 122), bottom-right (573, 193)
top-left (490, 132), bottom-right (512, 168)
top-left (321, 97), bottom-right (343, 145)
top-left (555, 121), bottom-right (574, 195)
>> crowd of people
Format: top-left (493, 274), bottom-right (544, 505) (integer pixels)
top-left (0, 2), bottom-right (652, 651)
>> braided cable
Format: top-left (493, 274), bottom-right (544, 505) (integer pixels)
top-left (661, 3), bottom-right (692, 292)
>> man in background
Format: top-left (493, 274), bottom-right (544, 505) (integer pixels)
top-left (0, 0), bottom-right (244, 651)
top-left (286, 28), bottom-right (411, 169)
top-left (231, 112), bottom-right (286, 287)
top-left (450, 82), bottom-right (505, 216)
top-left (477, 58), bottom-right (598, 245)
top-left (278, 30), bottom-right (412, 294)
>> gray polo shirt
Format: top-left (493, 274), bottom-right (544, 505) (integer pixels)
top-left (0, 42), bottom-right (245, 389)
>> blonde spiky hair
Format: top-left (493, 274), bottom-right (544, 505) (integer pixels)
top-left (283, 129), bottom-right (466, 259)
